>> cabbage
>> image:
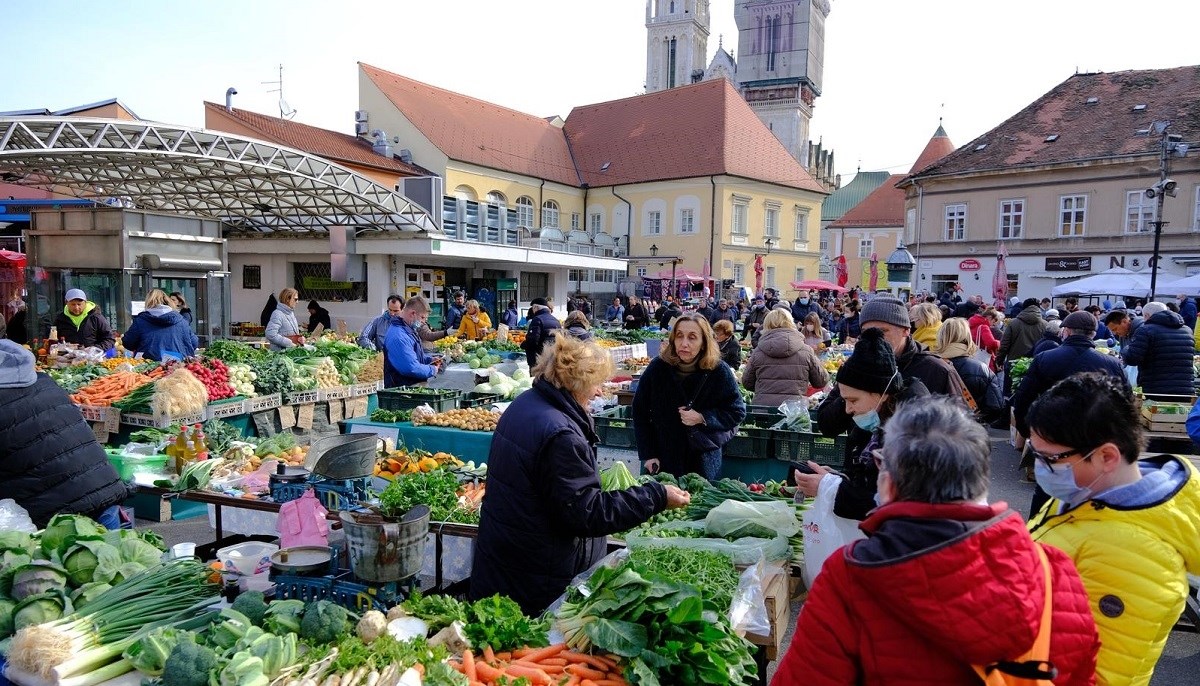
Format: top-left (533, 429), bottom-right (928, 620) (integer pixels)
top-left (13, 589), bottom-right (71, 630)
top-left (63, 540), bottom-right (121, 587)
top-left (0, 531), bottom-right (36, 556)
top-left (40, 514), bottom-right (106, 558)
top-left (488, 370), bottom-right (505, 385)
top-left (0, 550), bottom-right (33, 597)
top-left (0, 597), bottom-right (15, 639)
top-left (71, 581), bottom-right (113, 610)
top-left (512, 368), bottom-right (530, 382)
top-left (474, 383), bottom-right (493, 393)
top-left (10, 561), bottom-right (68, 600)
top-left (119, 537), bottom-right (165, 568)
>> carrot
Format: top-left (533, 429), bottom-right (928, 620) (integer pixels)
top-left (513, 661), bottom-right (563, 675)
top-left (580, 680), bottom-right (599, 686)
top-left (482, 645), bottom-right (496, 665)
top-left (592, 680), bottom-right (629, 686)
top-left (475, 662), bottom-right (503, 681)
top-left (564, 653), bottom-right (617, 672)
top-left (520, 644), bottom-right (566, 664)
top-left (503, 664), bottom-right (552, 685)
top-left (512, 648), bottom-right (534, 658)
top-left (495, 652), bottom-right (511, 663)
top-left (463, 650), bottom-right (477, 681)
top-left (540, 658), bottom-right (569, 667)
top-left (565, 664), bottom-right (606, 681)
top-left (561, 677), bottom-right (581, 686)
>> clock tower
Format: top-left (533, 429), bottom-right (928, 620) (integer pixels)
top-left (645, 0), bottom-right (710, 93)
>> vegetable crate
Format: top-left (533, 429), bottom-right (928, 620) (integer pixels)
top-left (206, 398), bottom-right (248, 420)
top-left (319, 385), bottom-right (352, 401)
top-left (78, 404), bottom-right (114, 423)
top-left (246, 393), bottom-right (282, 413)
top-left (350, 381), bottom-right (383, 397)
top-left (594, 405), bottom-right (636, 448)
top-left (270, 476), bottom-right (373, 510)
top-left (772, 429), bottom-right (846, 468)
top-left (285, 390), bottom-right (322, 405)
top-left (458, 391), bottom-right (503, 409)
top-left (723, 426), bottom-right (775, 460)
top-left (106, 451), bottom-right (171, 480)
top-left (122, 411), bottom-right (206, 429)
top-left (377, 387), bottom-right (461, 412)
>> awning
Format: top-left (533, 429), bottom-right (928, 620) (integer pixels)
top-left (1023, 272), bottom-right (1084, 280)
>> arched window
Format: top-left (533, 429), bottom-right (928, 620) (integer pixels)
top-left (454, 185), bottom-right (477, 201)
top-left (541, 200), bottom-right (560, 229)
top-left (486, 191), bottom-right (507, 208)
top-left (515, 196), bottom-right (535, 227)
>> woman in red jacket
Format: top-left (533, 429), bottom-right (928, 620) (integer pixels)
top-left (969, 307), bottom-right (1001, 370)
top-left (773, 397), bottom-right (1098, 686)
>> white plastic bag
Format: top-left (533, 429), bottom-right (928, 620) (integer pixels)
top-left (777, 398), bottom-right (812, 432)
top-left (728, 558), bottom-right (771, 637)
top-left (0, 498), bottom-right (37, 533)
top-left (801, 473), bottom-right (866, 587)
top-left (706, 500), bottom-right (801, 540)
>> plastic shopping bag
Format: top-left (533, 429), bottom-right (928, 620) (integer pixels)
top-left (706, 500), bottom-right (801, 540)
top-left (801, 473), bottom-right (866, 588)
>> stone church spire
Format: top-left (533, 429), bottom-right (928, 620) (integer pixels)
top-left (645, 0), bottom-right (710, 93)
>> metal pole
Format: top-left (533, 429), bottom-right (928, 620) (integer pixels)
top-left (1150, 131), bottom-right (1170, 300)
top-left (1149, 219), bottom-right (1164, 300)
top-left (671, 260), bottom-right (677, 302)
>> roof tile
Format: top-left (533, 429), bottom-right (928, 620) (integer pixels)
top-left (909, 124), bottom-right (955, 175)
top-left (821, 170), bottom-right (891, 221)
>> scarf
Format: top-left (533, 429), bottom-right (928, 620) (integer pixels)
top-left (937, 340), bottom-right (973, 360)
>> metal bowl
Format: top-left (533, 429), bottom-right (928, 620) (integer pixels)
top-left (270, 546), bottom-right (332, 575)
top-left (304, 434), bottom-right (380, 479)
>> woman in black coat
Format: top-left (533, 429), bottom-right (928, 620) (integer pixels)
top-left (632, 313), bottom-right (747, 480)
top-left (471, 336), bottom-right (689, 614)
top-left (623, 295), bottom-right (649, 329)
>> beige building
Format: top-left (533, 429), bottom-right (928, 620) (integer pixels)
top-left (899, 67), bottom-right (1200, 303)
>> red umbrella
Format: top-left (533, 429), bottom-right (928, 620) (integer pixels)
top-left (992, 243), bottom-right (1009, 308)
top-left (834, 255), bottom-right (848, 288)
top-left (868, 253), bottom-right (879, 292)
top-left (790, 279), bottom-right (846, 293)
top-left (754, 254), bottom-right (764, 295)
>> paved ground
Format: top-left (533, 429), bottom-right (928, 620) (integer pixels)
top-left (142, 427), bottom-right (1200, 684)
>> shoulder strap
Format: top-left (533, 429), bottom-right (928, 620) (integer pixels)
top-left (972, 544), bottom-right (1057, 685)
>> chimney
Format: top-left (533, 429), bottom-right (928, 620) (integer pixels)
top-left (225, 87), bottom-right (238, 112)
top-left (398, 149), bottom-right (413, 164)
top-left (370, 129), bottom-right (392, 158)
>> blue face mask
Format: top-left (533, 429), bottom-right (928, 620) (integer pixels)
top-left (798, 298), bottom-right (810, 305)
top-left (853, 410), bottom-right (881, 432)
top-left (1033, 455), bottom-right (1100, 508)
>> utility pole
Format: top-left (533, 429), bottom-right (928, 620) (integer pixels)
top-left (1145, 121), bottom-right (1189, 300)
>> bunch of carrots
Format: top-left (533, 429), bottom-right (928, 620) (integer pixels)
top-left (69, 369), bottom-right (160, 406)
top-left (448, 643), bottom-right (627, 686)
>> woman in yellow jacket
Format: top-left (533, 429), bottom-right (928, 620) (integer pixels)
top-left (910, 302), bottom-right (942, 349)
top-left (456, 299), bottom-right (492, 341)
top-left (1025, 372), bottom-right (1200, 686)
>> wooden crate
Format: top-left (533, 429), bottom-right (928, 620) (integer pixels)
top-left (745, 562), bottom-right (791, 661)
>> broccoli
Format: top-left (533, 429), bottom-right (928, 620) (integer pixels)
top-left (230, 591), bottom-right (268, 627)
top-left (161, 638), bottom-right (219, 686)
top-left (299, 600), bottom-right (351, 645)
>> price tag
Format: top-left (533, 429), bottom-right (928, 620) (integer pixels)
top-left (252, 411), bottom-right (275, 438)
top-left (348, 396), bottom-right (368, 418)
top-left (278, 404), bottom-right (296, 430)
top-left (104, 409), bottom-right (122, 434)
top-left (296, 403), bottom-right (315, 430)
top-left (328, 399), bottom-right (344, 423)
top-left (91, 422), bottom-right (109, 444)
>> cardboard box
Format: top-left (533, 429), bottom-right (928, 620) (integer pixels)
top-left (745, 562), bottom-right (791, 660)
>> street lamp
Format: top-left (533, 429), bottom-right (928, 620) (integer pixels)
top-left (650, 244), bottom-right (659, 257)
top-left (763, 236), bottom-right (777, 254)
top-left (1143, 121), bottom-right (1189, 300)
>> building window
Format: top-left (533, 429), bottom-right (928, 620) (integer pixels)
top-left (589, 213), bottom-right (602, 233)
top-left (1059, 195), bottom-right (1086, 237)
top-left (680, 208), bottom-right (695, 234)
top-left (794, 210), bottom-right (809, 240)
top-left (931, 274), bottom-right (959, 297)
top-left (999, 199), bottom-right (1024, 239)
top-left (857, 237), bottom-right (874, 259)
top-left (515, 197), bottom-right (535, 228)
top-left (794, 267), bottom-right (806, 282)
top-left (595, 270), bottom-right (615, 283)
top-left (1125, 190), bottom-right (1156, 234)
top-left (667, 38), bottom-right (677, 89)
top-left (519, 271), bottom-right (548, 301)
top-left (568, 268), bottom-right (588, 283)
top-left (819, 231), bottom-right (829, 253)
top-left (570, 213), bottom-right (580, 231)
top-left (1193, 186), bottom-right (1200, 231)
top-left (636, 266), bottom-right (647, 277)
top-left (732, 203), bottom-right (748, 235)
top-left (765, 266), bottom-right (776, 289)
top-left (541, 200), bottom-right (560, 229)
top-left (485, 191), bottom-right (507, 209)
top-left (646, 210), bottom-right (662, 235)
top-left (732, 263), bottom-right (744, 284)
top-left (905, 207), bottom-right (917, 244)
top-left (764, 207), bottom-right (779, 238)
top-left (944, 204), bottom-right (967, 241)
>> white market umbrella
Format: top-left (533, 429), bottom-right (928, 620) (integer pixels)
top-left (1050, 267), bottom-right (1167, 298)
top-left (1165, 272), bottom-right (1200, 297)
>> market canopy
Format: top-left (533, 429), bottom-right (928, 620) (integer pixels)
top-left (1165, 272), bottom-right (1200, 297)
top-left (0, 117), bottom-right (438, 234)
top-left (1049, 267), bottom-right (1168, 298)
top-left (789, 279), bottom-right (846, 293)
top-left (646, 268), bottom-right (707, 282)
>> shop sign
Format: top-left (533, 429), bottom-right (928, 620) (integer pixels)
top-left (497, 278), bottom-right (517, 291)
top-left (958, 259), bottom-right (982, 271)
top-left (1045, 256), bottom-right (1091, 271)
top-left (302, 276), bottom-right (353, 290)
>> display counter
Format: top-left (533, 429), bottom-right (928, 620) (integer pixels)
top-left (342, 418), bottom-right (494, 463)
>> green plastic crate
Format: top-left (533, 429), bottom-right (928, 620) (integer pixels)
top-left (772, 429), bottom-right (846, 468)
top-left (594, 406), bottom-right (636, 448)
top-left (719, 456), bottom-right (792, 483)
top-left (377, 387), bottom-right (460, 412)
top-left (458, 391), bottom-right (503, 409)
top-left (723, 426), bottom-right (774, 459)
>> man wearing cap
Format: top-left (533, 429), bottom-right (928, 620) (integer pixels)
top-left (521, 298), bottom-right (561, 368)
top-left (742, 295), bottom-right (767, 345)
top-left (53, 289), bottom-right (115, 350)
top-left (1122, 301), bottom-right (1196, 399)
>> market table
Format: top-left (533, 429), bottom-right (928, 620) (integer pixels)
top-left (427, 360), bottom-right (527, 393)
top-left (342, 418), bottom-right (494, 463)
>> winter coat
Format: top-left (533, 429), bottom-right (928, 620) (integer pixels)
top-left (998, 304), bottom-right (1048, 364)
top-left (743, 304), bottom-right (768, 343)
top-left (1030, 330), bottom-right (1062, 358)
top-left (53, 302), bottom-right (116, 350)
top-left (501, 307), bottom-right (520, 329)
top-left (656, 304), bottom-right (682, 329)
top-left (1122, 310), bottom-right (1197, 397)
top-left (708, 306), bottom-right (736, 326)
top-left (968, 313), bottom-right (1000, 353)
top-left (358, 312), bottom-right (399, 352)
top-left (623, 303), bottom-right (649, 329)
top-left (632, 358), bottom-right (746, 477)
top-left (7, 309), bottom-right (27, 345)
top-left (564, 324), bottom-right (593, 341)
top-left (1011, 336), bottom-right (1128, 437)
top-left (471, 379), bottom-right (666, 615)
top-left (1180, 297), bottom-right (1198, 332)
top-left (383, 319), bottom-right (436, 388)
top-left (265, 303), bottom-right (301, 350)
top-left (717, 336), bottom-right (741, 370)
top-left (773, 502), bottom-right (1099, 686)
top-left (837, 313), bottom-right (861, 344)
top-left (1030, 455), bottom-right (1200, 686)
top-left (790, 299), bottom-right (817, 323)
top-left (741, 328), bottom-right (828, 407)
top-left (0, 342), bottom-right (130, 528)
top-left (306, 306), bottom-right (331, 334)
top-left (945, 351), bottom-right (996, 415)
top-left (122, 305), bottom-right (199, 361)
top-left (444, 302), bottom-right (466, 333)
top-left (455, 311), bottom-right (492, 340)
top-left (522, 309), bottom-right (561, 368)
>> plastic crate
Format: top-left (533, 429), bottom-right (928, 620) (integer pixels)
top-left (459, 391), bottom-right (503, 409)
top-left (284, 390), bottom-right (321, 405)
top-left (350, 381), bottom-right (383, 397)
top-left (106, 451), bottom-right (171, 480)
top-left (247, 393), bottom-right (282, 413)
top-left (377, 387), bottom-right (461, 412)
top-left (594, 405), bottom-right (636, 448)
top-left (122, 411), bottom-right (206, 428)
top-left (723, 426), bottom-right (775, 459)
top-left (319, 386), bottom-right (352, 401)
top-left (772, 429), bottom-right (846, 468)
top-left (206, 398), bottom-right (248, 420)
top-left (78, 404), bottom-right (111, 423)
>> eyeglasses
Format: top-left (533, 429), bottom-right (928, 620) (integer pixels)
top-left (1029, 446), bottom-right (1096, 470)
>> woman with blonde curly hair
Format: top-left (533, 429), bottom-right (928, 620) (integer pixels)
top-left (910, 302), bottom-right (943, 349)
top-left (471, 335), bottom-right (689, 614)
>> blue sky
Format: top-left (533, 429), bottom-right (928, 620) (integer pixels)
top-left (4, 0), bottom-right (1199, 181)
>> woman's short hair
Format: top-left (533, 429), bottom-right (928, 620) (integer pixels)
top-left (533, 334), bottom-right (613, 396)
top-left (712, 319), bottom-right (734, 337)
top-left (1027, 372), bottom-right (1143, 463)
top-left (935, 317), bottom-right (976, 356)
top-left (881, 396), bottom-right (990, 504)
top-left (762, 308), bottom-right (795, 331)
top-left (144, 289), bottom-right (170, 308)
top-left (465, 299), bottom-right (480, 313)
top-left (660, 313), bottom-right (721, 370)
top-left (564, 311), bottom-right (590, 329)
top-left (911, 302), bottom-right (943, 329)
top-left (169, 291), bottom-right (187, 306)
top-left (279, 287), bottom-right (299, 303)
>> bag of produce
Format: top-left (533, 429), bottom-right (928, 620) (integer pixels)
top-left (705, 499), bottom-right (801, 540)
top-left (623, 520), bottom-right (790, 565)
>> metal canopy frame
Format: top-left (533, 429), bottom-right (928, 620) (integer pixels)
top-left (0, 117), bottom-right (436, 235)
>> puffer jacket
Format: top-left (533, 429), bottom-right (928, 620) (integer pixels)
top-left (122, 305), bottom-right (199, 361)
top-left (0, 341), bottom-right (130, 527)
top-left (1030, 455), bottom-right (1200, 686)
top-left (1030, 330), bottom-right (1062, 358)
top-left (1011, 335), bottom-right (1128, 437)
top-left (265, 303), bottom-right (301, 350)
top-left (945, 352), bottom-right (994, 412)
top-left (471, 379), bottom-right (666, 614)
top-left (1122, 310), bottom-right (1196, 397)
top-left (740, 327), bottom-right (828, 406)
top-left (773, 502), bottom-right (1099, 686)
top-left (998, 304), bottom-right (1048, 363)
top-left (521, 309), bottom-right (561, 368)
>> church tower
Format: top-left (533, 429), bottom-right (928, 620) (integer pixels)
top-left (645, 0), bottom-right (710, 93)
top-left (734, 0), bottom-right (830, 164)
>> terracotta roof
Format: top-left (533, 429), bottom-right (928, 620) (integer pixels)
top-left (564, 79), bottom-right (826, 192)
top-left (202, 101), bottom-right (427, 176)
top-left (906, 65), bottom-right (1200, 181)
top-left (828, 175), bottom-right (906, 228)
top-left (821, 170), bottom-right (890, 221)
top-left (909, 124), bottom-right (955, 174)
top-left (360, 63), bottom-right (580, 186)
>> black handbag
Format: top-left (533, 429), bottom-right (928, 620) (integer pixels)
top-left (681, 371), bottom-right (737, 452)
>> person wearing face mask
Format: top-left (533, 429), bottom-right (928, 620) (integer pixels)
top-left (358, 295), bottom-right (405, 351)
top-left (773, 398), bottom-right (1099, 686)
top-left (795, 328), bottom-right (930, 519)
top-left (632, 313), bottom-right (746, 480)
top-left (801, 312), bottom-right (831, 350)
top-left (1027, 373), bottom-right (1200, 686)
top-left (790, 288), bottom-right (817, 324)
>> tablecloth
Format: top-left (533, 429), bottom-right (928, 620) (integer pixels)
top-left (343, 418), bottom-right (494, 463)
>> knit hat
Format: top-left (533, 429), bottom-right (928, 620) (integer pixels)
top-left (1061, 311), bottom-right (1096, 333)
top-left (1044, 309), bottom-right (1060, 321)
top-left (65, 288), bottom-right (87, 302)
top-left (530, 297), bottom-right (548, 307)
top-left (859, 295), bottom-right (910, 329)
top-left (837, 329), bottom-right (900, 394)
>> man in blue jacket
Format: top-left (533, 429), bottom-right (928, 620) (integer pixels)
top-left (1123, 301), bottom-right (1196, 399)
top-left (1178, 294), bottom-right (1198, 332)
top-left (791, 289), bottom-right (817, 323)
top-left (357, 295), bottom-right (404, 352)
top-left (383, 296), bottom-right (442, 388)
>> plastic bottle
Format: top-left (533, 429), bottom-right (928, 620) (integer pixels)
top-left (174, 427), bottom-right (191, 472)
top-left (192, 425), bottom-right (209, 461)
